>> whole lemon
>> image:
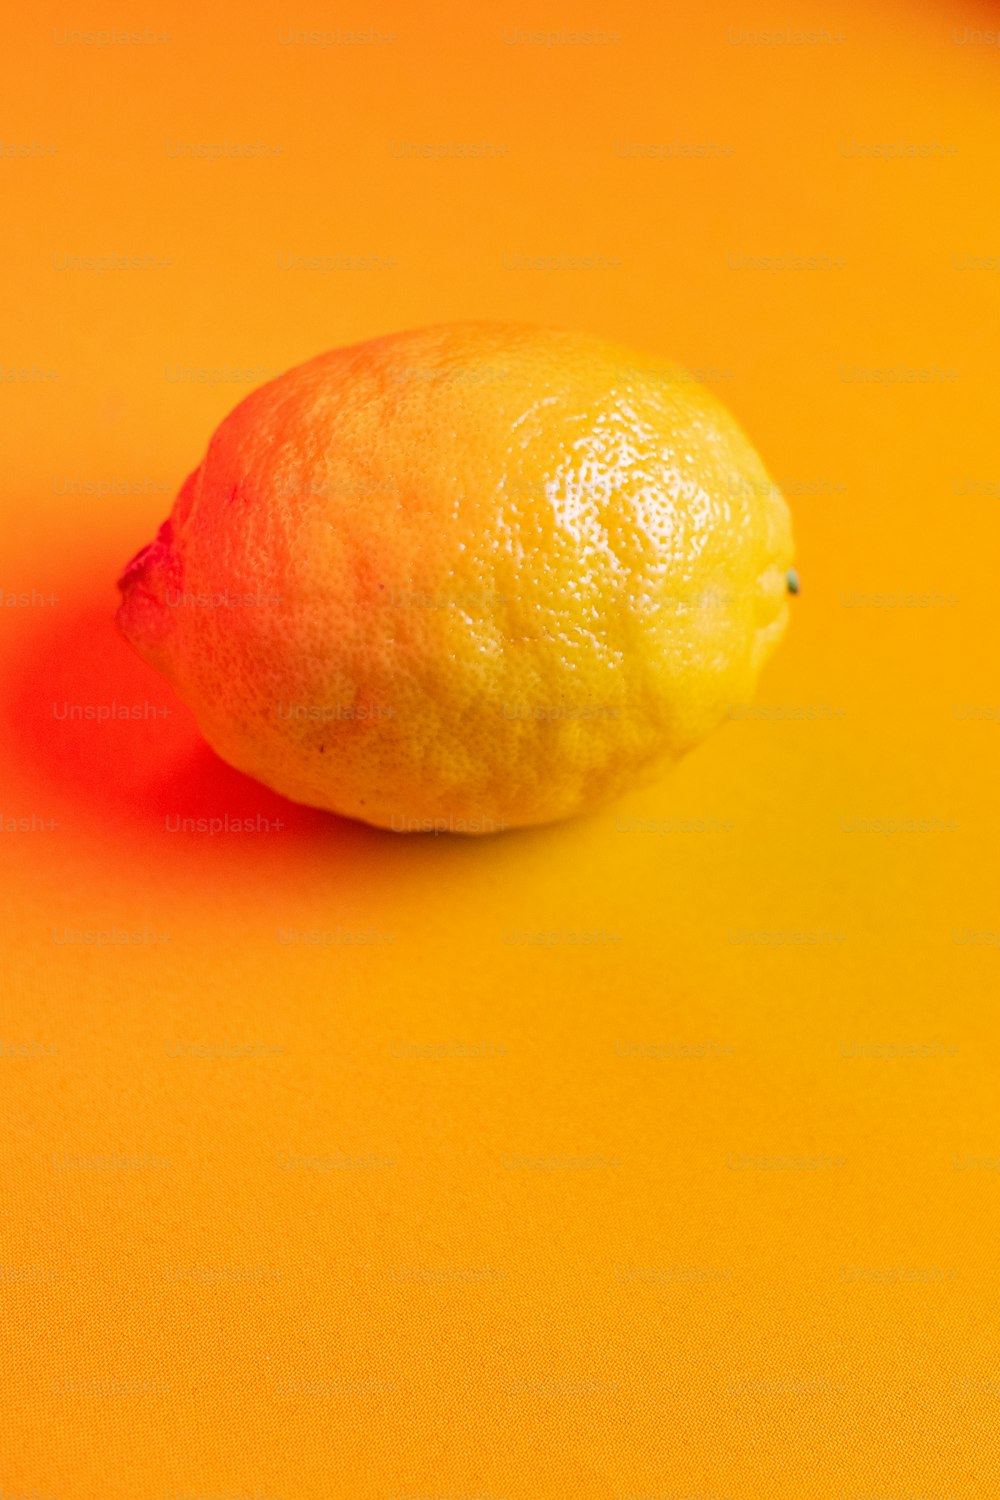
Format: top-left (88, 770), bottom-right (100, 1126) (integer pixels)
top-left (117, 322), bottom-right (794, 834)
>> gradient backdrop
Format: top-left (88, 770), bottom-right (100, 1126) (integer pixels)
top-left (3, 0), bottom-right (1000, 1496)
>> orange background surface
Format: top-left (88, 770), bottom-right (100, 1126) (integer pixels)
top-left (3, 0), bottom-right (1000, 1496)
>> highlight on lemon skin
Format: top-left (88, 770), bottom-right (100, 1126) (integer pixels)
top-left (116, 321), bottom-right (795, 834)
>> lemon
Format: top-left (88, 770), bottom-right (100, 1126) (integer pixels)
top-left (117, 322), bottom-right (794, 833)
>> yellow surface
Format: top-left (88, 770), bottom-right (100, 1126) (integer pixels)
top-left (2, 0), bottom-right (999, 1496)
top-left (117, 321), bottom-right (793, 831)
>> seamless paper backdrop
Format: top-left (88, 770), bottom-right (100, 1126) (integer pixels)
top-left (3, 0), bottom-right (1000, 1496)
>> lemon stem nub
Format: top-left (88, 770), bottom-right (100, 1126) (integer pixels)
top-left (786, 568), bottom-right (800, 595)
